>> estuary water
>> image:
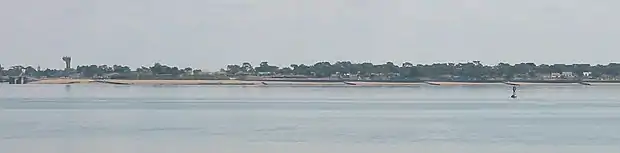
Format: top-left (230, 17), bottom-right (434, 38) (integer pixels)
top-left (1, 84), bottom-right (620, 153)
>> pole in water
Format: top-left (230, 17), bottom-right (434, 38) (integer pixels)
top-left (510, 85), bottom-right (517, 98)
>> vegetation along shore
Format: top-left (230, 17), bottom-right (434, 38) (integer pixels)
top-left (2, 59), bottom-right (620, 85)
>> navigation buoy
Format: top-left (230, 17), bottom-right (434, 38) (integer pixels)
top-left (510, 86), bottom-right (518, 98)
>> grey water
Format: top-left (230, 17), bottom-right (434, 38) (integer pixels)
top-left (1, 84), bottom-right (620, 153)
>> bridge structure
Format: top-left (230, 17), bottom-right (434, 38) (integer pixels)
top-left (6, 76), bottom-right (39, 84)
top-left (0, 67), bottom-right (40, 84)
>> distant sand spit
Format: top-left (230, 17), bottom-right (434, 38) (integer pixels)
top-left (344, 81), bottom-right (426, 86)
top-left (28, 79), bottom-right (93, 84)
top-left (425, 82), bottom-right (506, 86)
top-left (581, 82), bottom-right (620, 86)
top-left (28, 79), bottom-right (258, 85)
top-left (28, 79), bottom-right (351, 86)
top-left (504, 82), bottom-right (583, 86)
top-left (260, 81), bottom-right (346, 86)
top-left (100, 80), bottom-right (258, 85)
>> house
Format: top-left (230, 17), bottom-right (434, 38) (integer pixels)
top-left (583, 72), bottom-right (592, 77)
top-left (561, 72), bottom-right (574, 78)
top-left (550, 73), bottom-right (562, 78)
top-left (599, 74), bottom-right (619, 80)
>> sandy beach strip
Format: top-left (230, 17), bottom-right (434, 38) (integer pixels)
top-left (503, 82), bottom-right (583, 86)
top-left (100, 79), bottom-right (258, 85)
top-left (258, 81), bottom-right (347, 86)
top-left (425, 81), bottom-right (506, 86)
top-left (28, 79), bottom-right (94, 84)
top-left (27, 79), bottom-right (259, 85)
top-left (343, 81), bottom-right (426, 86)
top-left (580, 82), bottom-right (620, 86)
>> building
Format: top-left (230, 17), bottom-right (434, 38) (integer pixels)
top-left (583, 72), bottom-right (592, 77)
top-left (62, 56), bottom-right (72, 70)
top-left (561, 72), bottom-right (574, 78)
top-left (550, 73), bottom-right (562, 79)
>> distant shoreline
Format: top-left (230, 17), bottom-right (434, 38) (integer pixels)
top-left (241, 78), bottom-right (620, 83)
top-left (17, 78), bottom-right (620, 86)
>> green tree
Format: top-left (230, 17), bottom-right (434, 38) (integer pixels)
top-left (24, 66), bottom-right (37, 76)
top-left (76, 65), bottom-right (103, 77)
top-left (150, 63), bottom-right (164, 75)
top-left (136, 66), bottom-right (150, 73)
top-left (255, 61), bottom-right (279, 73)
top-left (183, 67), bottom-right (193, 74)
top-left (380, 62), bottom-right (399, 74)
top-left (192, 69), bottom-right (203, 75)
top-left (399, 62), bottom-right (421, 79)
top-left (277, 67), bottom-right (294, 75)
top-left (290, 64), bottom-right (311, 75)
top-left (241, 62), bottom-right (254, 73)
top-left (494, 63), bottom-right (514, 80)
top-left (311, 62), bottom-right (333, 77)
top-left (225, 64), bottom-right (242, 75)
top-left (112, 65), bottom-right (131, 73)
top-left (5, 65), bottom-right (25, 76)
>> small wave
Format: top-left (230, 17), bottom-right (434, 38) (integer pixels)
top-left (254, 126), bottom-right (299, 132)
top-left (137, 127), bottom-right (203, 132)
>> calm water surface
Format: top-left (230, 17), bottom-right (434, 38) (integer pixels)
top-left (1, 84), bottom-right (620, 153)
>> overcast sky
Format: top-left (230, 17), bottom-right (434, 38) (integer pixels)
top-left (1, 0), bottom-right (619, 70)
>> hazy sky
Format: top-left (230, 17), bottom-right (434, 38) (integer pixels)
top-left (1, 0), bottom-right (619, 70)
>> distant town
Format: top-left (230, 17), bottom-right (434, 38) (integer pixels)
top-left (2, 57), bottom-right (620, 83)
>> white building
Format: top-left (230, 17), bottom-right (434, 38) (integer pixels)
top-left (583, 72), bottom-right (592, 77)
top-left (561, 72), bottom-right (574, 78)
top-left (550, 73), bottom-right (561, 78)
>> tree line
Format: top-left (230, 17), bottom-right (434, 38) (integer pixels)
top-left (222, 61), bottom-right (620, 80)
top-left (2, 61), bottom-right (620, 80)
top-left (0, 63), bottom-right (203, 79)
